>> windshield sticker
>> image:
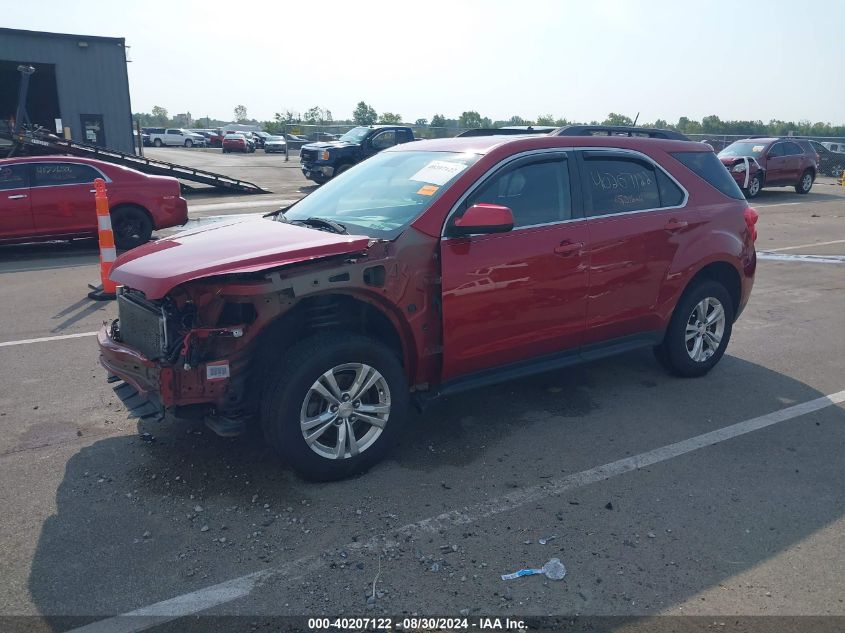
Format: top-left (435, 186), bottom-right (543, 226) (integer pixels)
top-left (416, 184), bottom-right (439, 196)
top-left (410, 160), bottom-right (468, 186)
top-left (752, 145), bottom-right (765, 153)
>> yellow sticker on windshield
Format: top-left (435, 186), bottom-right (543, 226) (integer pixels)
top-left (752, 145), bottom-right (765, 153)
top-left (417, 184), bottom-right (439, 196)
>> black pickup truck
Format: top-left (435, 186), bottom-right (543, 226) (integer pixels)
top-left (299, 125), bottom-right (415, 184)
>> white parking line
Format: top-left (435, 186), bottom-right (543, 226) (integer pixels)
top-left (767, 239), bottom-right (845, 252)
top-left (753, 202), bottom-right (801, 208)
top-left (67, 388), bottom-right (845, 633)
top-left (0, 332), bottom-right (98, 347)
top-left (757, 252), bottom-right (845, 264)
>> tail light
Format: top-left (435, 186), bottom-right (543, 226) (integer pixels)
top-left (744, 207), bottom-right (758, 242)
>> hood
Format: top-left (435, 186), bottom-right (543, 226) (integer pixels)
top-left (302, 141), bottom-right (355, 150)
top-left (110, 217), bottom-right (370, 299)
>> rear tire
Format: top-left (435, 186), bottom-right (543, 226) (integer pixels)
top-left (260, 333), bottom-right (408, 481)
top-left (184, 139), bottom-right (193, 148)
top-left (795, 169), bottom-right (814, 194)
top-left (153, 139), bottom-right (163, 147)
top-left (654, 280), bottom-right (734, 378)
top-left (111, 206), bottom-right (153, 250)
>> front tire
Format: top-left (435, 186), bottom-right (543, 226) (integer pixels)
top-left (260, 333), bottom-right (408, 481)
top-left (795, 169), bottom-right (814, 194)
top-left (744, 173), bottom-right (762, 199)
top-left (153, 139), bottom-right (163, 147)
top-left (111, 206), bottom-right (153, 250)
top-left (654, 280), bottom-right (734, 378)
top-left (184, 139), bottom-right (193, 148)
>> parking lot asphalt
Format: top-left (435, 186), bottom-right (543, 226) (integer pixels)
top-left (0, 156), bottom-right (843, 630)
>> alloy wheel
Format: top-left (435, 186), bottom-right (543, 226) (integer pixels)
top-left (685, 297), bottom-right (726, 363)
top-left (299, 363), bottom-right (391, 460)
top-left (802, 173), bottom-right (813, 191)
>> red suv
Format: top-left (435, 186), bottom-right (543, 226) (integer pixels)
top-left (0, 156), bottom-right (188, 249)
top-left (718, 137), bottom-right (818, 198)
top-left (98, 135), bottom-right (757, 480)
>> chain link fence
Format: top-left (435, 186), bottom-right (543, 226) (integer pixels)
top-left (282, 123), bottom-right (473, 141)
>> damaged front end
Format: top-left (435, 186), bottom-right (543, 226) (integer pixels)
top-left (100, 286), bottom-right (252, 433)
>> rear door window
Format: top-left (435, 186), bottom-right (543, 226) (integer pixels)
top-left (0, 164), bottom-right (29, 190)
top-left (31, 163), bottom-right (101, 187)
top-left (580, 154), bottom-right (666, 216)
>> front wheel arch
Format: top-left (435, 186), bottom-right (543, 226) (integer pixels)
top-left (110, 204), bottom-right (154, 249)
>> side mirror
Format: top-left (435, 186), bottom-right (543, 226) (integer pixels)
top-left (448, 203), bottom-right (514, 237)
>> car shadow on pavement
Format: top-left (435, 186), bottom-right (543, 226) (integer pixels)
top-left (26, 352), bottom-right (845, 628)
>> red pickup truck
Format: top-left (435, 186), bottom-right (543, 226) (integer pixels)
top-left (98, 134), bottom-right (757, 480)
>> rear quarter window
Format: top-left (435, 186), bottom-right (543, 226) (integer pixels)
top-left (671, 151), bottom-right (745, 200)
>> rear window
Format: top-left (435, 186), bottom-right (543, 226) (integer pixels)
top-left (672, 151), bottom-right (745, 200)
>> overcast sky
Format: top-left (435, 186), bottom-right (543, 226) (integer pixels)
top-left (6, 0), bottom-right (845, 124)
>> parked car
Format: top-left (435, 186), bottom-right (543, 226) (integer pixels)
top-left (285, 134), bottom-right (310, 149)
top-left (717, 137), bottom-right (817, 198)
top-left (207, 129), bottom-right (226, 148)
top-left (263, 135), bottom-right (287, 153)
top-left (808, 140), bottom-right (845, 177)
top-left (148, 128), bottom-right (206, 148)
top-left (820, 141), bottom-right (845, 153)
top-left (222, 133), bottom-right (253, 153)
top-left (0, 156), bottom-right (187, 249)
top-left (300, 125), bottom-right (415, 184)
top-left (98, 134), bottom-right (757, 480)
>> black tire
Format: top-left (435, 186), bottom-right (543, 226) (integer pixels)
top-left (744, 173), bottom-right (762, 199)
top-left (830, 165), bottom-right (844, 179)
top-left (153, 138), bottom-right (163, 147)
top-left (260, 333), bottom-right (408, 481)
top-left (653, 280), bottom-right (735, 378)
top-left (795, 169), bottom-right (814, 194)
top-left (111, 206), bottom-right (153, 250)
top-left (184, 139), bottom-right (193, 148)
top-left (222, 148), bottom-right (228, 153)
top-left (334, 163), bottom-right (353, 177)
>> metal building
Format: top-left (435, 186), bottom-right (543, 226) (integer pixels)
top-left (0, 27), bottom-right (134, 153)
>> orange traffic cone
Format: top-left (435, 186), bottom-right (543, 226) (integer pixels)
top-left (87, 178), bottom-right (118, 301)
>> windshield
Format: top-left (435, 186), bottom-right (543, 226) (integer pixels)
top-left (718, 142), bottom-right (768, 158)
top-left (338, 127), bottom-right (372, 143)
top-left (266, 136), bottom-right (283, 141)
top-left (281, 150), bottom-right (480, 237)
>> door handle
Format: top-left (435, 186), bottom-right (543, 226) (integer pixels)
top-left (7, 194), bottom-right (27, 200)
top-left (554, 240), bottom-right (584, 256)
top-left (664, 218), bottom-right (688, 232)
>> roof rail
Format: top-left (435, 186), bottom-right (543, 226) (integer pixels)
top-left (553, 125), bottom-right (690, 141)
top-left (455, 126), bottom-right (555, 138)
top-left (1, 129), bottom-right (270, 194)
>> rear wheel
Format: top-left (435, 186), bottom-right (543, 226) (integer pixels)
top-left (654, 280), bottom-right (734, 377)
top-left (260, 333), bottom-right (408, 481)
top-left (744, 173), bottom-right (762, 198)
top-left (153, 138), bottom-right (163, 147)
top-left (184, 139), bottom-right (193, 148)
top-left (111, 206), bottom-right (153, 250)
top-left (795, 169), bottom-right (814, 194)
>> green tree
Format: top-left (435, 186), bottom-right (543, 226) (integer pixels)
top-left (459, 111), bottom-right (483, 128)
top-left (151, 105), bottom-right (169, 126)
top-left (353, 101), bottom-right (378, 125)
top-left (653, 118), bottom-right (669, 129)
top-left (379, 112), bottom-right (402, 124)
top-left (234, 105), bottom-right (248, 122)
top-left (430, 114), bottom-right (446, 127)
top-left (536, 114), bottom-right (556, 126)
top-left (304, 106), bottom-right (330, 124)
top-left (508, 115), bottom-right (527, 125)
top-left (414, 118), bottom-right (428, 126)
top-left (603, 112), bottom-right (633, 126)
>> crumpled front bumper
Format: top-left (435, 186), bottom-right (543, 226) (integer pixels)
top-left (98, 326), bottom-right (168, 421)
